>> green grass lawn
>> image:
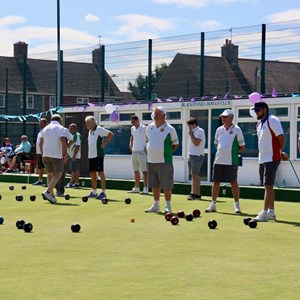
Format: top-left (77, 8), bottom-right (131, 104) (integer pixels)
top-left (0, 183), bottom-right (299, 300)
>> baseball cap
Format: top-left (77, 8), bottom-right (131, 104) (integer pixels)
top-left (251, 102), bottom-right (269, 112)
top-left (152, 106), bottom-right (167, 115)
top-left (219, 109), bottom-right (234, 117)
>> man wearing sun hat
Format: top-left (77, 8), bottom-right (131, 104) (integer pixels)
top-left (252, 101), bottom-right (286, 222)
top-left (144, 106), bottom-right (179, 214)
top-left (205, 109), bottom-right (245, 214)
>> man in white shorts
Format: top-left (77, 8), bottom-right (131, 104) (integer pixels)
top-left (205, 109), bottom-right (245, 214)
top-left (128, 115), bottom-right (148, 194)
top-left (145, 106), bottom-right (179, 214)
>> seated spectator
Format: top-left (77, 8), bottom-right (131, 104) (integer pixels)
top-left (7, 135), bottom-right (31, 172)
top-left (0, 138), bottom-right (14, 171)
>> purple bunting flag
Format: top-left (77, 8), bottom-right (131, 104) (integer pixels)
top-left (190, 97), bottom-right (195, 102)
top-left (166, 98), bottom-right (173, 102)
top-left (156, 98), bottom-right (163, 103)
top-left (272, 88), bottom-right (278, 97)
top-left (178, 96), bottom-right (184, 102)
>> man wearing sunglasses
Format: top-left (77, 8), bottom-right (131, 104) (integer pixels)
top-left (252, 101), bottom-right (286, 222)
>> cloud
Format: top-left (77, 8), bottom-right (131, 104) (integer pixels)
top-left (84, 13), bottom-right (101, 23)
top-left (266, 9), bottom-right (300, 23)
top-left (0, 23), bottom-right (99, 58)
top-left (194, 20), bottom-right (223, 31)
top-left (115, 14), bottom-right (175, 40)
top-left (153, 0), bottom-right (246, 8)
top-left (0, 15), bottom-right (26, 27)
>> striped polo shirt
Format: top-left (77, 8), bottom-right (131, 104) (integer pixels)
top-left (214, 124), bottom-right (245, 166)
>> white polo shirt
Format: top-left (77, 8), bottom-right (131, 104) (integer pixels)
top-left (40, 121), bottom-right (66, 159)
top-left (257, 115), bottom-right (284, 164)
top-left (145, 122), bottom-right (179, 163)
top-left (36, 131), bottom-right (42, 155)
top-left (68, 131), bottom-right (82, 159)
top-left (188, 126), bottom-right (206, 156)
top-left (131, 124), bottom-right (146, 152)
top-left (214, 124), bottom-right (245, 166)
top-left (88, 126), bottom-right (110, 159)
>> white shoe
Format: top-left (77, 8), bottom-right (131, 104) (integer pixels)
top-left (165, 204), bottom-right (172, 214)
top-left (141, 187), bottom-right (149, 195)
top-left (145, 204), bottom-right (160, 213)
top-left (254, 210), bottom-right (268, 222)
top-left (267, 211), bottom-right (276, 220)
top-left (128, 187), bottom-right (140, 193)
top-left (205, 202), bottom-right (217, 213)
top-left (42, 191), bottom-right (57, 204)
top-left (234, 202), bottom-right (242, 214)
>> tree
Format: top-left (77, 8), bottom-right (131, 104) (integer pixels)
top-left (127, 63), bottom-right (168, 100)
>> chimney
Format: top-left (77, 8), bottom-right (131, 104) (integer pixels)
top-left (221, 39), bottom-right (239, 65)
top-left (14, 41), bottom-right (28, 59)
top-left (92, 47), bottom-right (103, 68)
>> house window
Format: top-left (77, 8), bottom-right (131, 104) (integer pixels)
top-left (0, 95), bottom-right (5, 108)
top-left (77, 98), bottom-right (89, 104)
top-left (49, 96), bottom-right (56, 109)
top-left (20, 95), bottom-right (34, 109)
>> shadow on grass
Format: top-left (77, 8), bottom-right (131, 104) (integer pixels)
top-left (53, 202), bottom-right (80, 207)
top-left (216, 212), bottom-right (257, 217)
top-left (275, 220), bottom-right (300, 227)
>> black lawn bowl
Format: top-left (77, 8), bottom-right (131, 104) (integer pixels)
top-left (82, 196), bottom-right (88, 202)
top-left (125, 198), bottom-right (131, 204)
top-left (185, 214), bottom-right (194, 222)
top-left (71, 223), bottom-right (81, 233)
top-left (65, 194), bottom-right (70, 200)
top-left (23, 222), bottom-right (33, 233)
top-left (248, 219), bottom-right (257, 229)
top-left (16, 219), bottom-right (26, 229)
top-left (243, 217), bottom-right (252, 226)
top-left (208, 219), bottom-right (217, 229)
top-left (21, 185), bottom-right (27, 190)
top-left (30, 195), bottom-right (36, 201)
top-left (16, 195), bottom-right (23, 201)
top-left (102, 198), bottom-right (108, 205)
top-left (9, 185), bottom-right (14, 191)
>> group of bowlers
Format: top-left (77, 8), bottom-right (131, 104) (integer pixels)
top-left (39, 101), bottom-right (287, 222)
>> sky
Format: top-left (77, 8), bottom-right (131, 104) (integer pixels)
top-left (1, 0), bottom-right (300, 57)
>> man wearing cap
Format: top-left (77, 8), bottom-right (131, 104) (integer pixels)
top-left (186, 117), bottom-right (206, 200)
top-left (205, 109), bottom-right (245, 213)
top-left (145, 106), bottom-right (179, 213)
top-left (252, 101), bottom-right (286, 222)
top-left (128, 115), bottom-right (148, 194)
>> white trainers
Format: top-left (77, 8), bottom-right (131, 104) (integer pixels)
top-left (128, 187), bottom-right (140, 193)
top-left (165, 204), bottom-right (172, 214)
top-left (205, 202), bottom-right (217, 213)
top-left (141, 187), bottom-right (149, 195)
top-left (145, 204), bottom-right (160, 213)
top-left (254, 210), bottom-right (268, 222)
top-left (42, 191), bottom-right (57, 204)
top-left (234, 202), bottom-right (242, 214)
top-left (267, 211), bottom-right (277, 220)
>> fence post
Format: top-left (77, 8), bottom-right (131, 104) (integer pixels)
top-left (261, 24), bottom-right (266, 94)
top-left (5, 67), bottom-right (8, 137)
top-left (60, 50), bottom-right (64, 106)
top-left (147, 39), bottom-right (152, 101)
top-left (22, 55), bottom-right (27, 135)
top-left (100, 45), bottom-right (105, 103)
top-left (200, 32), bottom-right (205, 97)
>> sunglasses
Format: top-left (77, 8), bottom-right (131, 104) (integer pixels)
top-left (254, 108), bottom-right (263, 112)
